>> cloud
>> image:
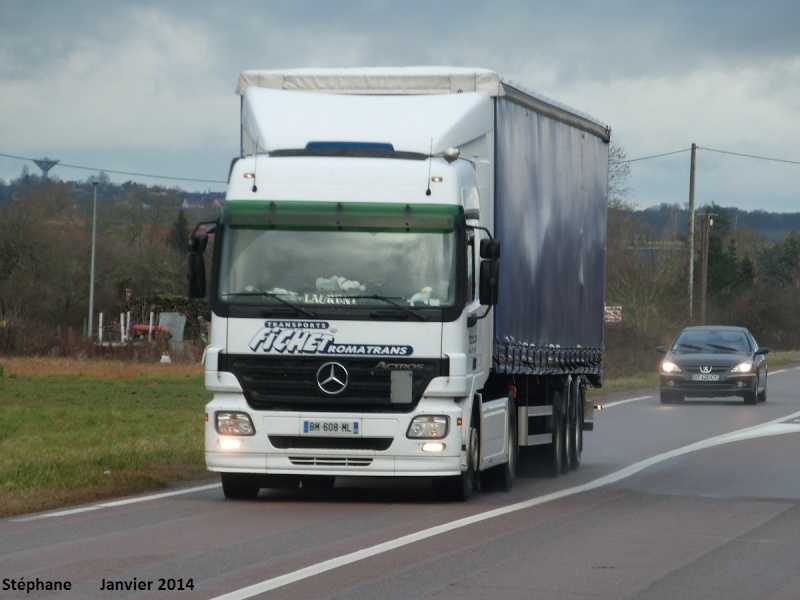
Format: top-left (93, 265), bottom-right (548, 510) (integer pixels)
top-left (2, 5), bottom-right (231, 152)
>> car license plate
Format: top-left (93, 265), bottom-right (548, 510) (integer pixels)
top-left (302, 419), bottom-right (361, 436)
top-left (692, 374), bottom-right (720, 381)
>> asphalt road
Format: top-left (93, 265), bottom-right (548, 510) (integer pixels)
top-left (4, 365), bottom-right (800, 599)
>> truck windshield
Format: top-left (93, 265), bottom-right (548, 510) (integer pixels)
top-left (217, 201), bottom-right (460, 308)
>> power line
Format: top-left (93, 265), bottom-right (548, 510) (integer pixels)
top-left (613, 146), bottom-right (800, 167)
top-left (4, 144), bottom-right (799, 184)
top-left (613, 148), bottom-right (691, 164)
top-left (0, 151), bottom-right (227, 185)
top-left (699, 146), bottom-right (800, 166)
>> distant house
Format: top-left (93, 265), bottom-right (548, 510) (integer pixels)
top-left (181, 199), bottom-right (202, 209)
top-left (181, 198), bottom-right (223, 210)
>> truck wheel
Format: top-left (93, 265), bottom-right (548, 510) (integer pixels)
top-left (545, 390), bottom-right (564, 477)
top-left (221, 473), bottom-right (260, 500)
top-left (480, 398), bottom-right (517, 492)
top-left (562, 381), bottom-right (575, 473)
top-left (434, 423), bottom-right (478, 501)
top-left (567, 378), bottom-right (583, 470)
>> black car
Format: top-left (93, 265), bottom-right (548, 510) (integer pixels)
top-left (656, 326), bottom-right (769, 405)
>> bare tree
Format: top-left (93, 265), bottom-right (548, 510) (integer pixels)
top-left (608, 142), bottom-right (635, 211)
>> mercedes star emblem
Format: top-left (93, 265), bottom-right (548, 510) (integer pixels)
top-left (316, 362), bottom-right (349, 395)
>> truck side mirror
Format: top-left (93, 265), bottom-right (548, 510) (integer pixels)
top-left (187, 230), bottom-right (209, 299)
top-left (478, 239), bottom-right (500, 306)
top-left (479, 259), bottom-right (499, 306)
top-left (480, 238), bottom-right (500, 259)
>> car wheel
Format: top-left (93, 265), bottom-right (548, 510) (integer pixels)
top-left (660, 390), bottom-right (682, 404)
top-left (758, 374), bottom-right (768, 403)
top-left (744, 382), bottom-right (757, 405)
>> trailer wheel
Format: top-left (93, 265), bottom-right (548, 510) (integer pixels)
top-left (545, 389), bottom-right (564, 477)
top-left (567, 378), bottom-right (583, 470)
top-left (562, 380), bottom-right (575, 473)
top-left (221, 473), bottom-right (260, 500)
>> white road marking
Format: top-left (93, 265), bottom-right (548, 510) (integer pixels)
top-left (210, 409), bottom-right (800, 599)
top-left (601, 395), bottom-right (652, 407)
top-left (11, 483), bottom-right (221, 523)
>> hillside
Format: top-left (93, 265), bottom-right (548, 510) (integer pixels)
top-left (632, 204), bottom-right (800, 242)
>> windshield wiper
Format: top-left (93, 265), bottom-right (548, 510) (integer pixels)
top-left (676, 343), bottom-right (703, 352)
top-left (706, 343), bottom-right (741, 353)
top-left (356, 295), bottom-right (428, 321)
top-left (231, 291), bottom-right (318, 319)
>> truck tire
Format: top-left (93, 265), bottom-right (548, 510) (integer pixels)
top-left (221, 473), bottom-right (260, 500)
top-left (434, 422), bottom-right (478, 501)
top-left (562, 380), bottom-right (575, 473)
top-left (480, 397), bottom-right (517, 492)
top-left (567, 378), bottom-right (583, 470)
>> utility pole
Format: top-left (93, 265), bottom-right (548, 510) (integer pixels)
top-left (88, 181), bottom-right (99, 338)
top-left (699, 209), bottom-right (710, 324)
top-left (699, 209), bottom-right (717, 325)
top-left (687, 143), bottom-right (697, 320)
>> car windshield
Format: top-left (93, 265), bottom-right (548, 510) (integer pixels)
top-left (672, 330), bottom-right (751, 354)
top-left (217, 201), bottom-right (460, 308)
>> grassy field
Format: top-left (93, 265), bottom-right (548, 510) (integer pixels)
top-left (0, 358), bottom-right (209, 518)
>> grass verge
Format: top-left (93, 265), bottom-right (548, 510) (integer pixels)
top-left (0, 358), bottom-right (208, 518)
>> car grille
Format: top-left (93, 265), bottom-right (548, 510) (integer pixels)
top-left (684, 366), bottom-right (727, 374)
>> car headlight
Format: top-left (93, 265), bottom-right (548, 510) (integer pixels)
top-left (731, 361), bottom-right (754, 373)
top-left (215, 411), bottom-right (256, 436)
top-left (660, 360), bottom-right (681, 373)
top-left (407, 415), bottom-right (449, 439)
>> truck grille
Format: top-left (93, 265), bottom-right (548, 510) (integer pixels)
top-left (217, 354), bottom-right (447, 412)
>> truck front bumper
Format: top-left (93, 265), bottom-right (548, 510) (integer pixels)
top-left (205, 395), bottom-right (465, 478)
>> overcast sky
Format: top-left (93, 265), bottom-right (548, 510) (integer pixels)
top-left (2, 0), bottom-right (798, 212)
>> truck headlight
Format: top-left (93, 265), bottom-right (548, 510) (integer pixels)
top-left (407, 415), bottom-right (448, 439)
top-left (215, 411), bottom-right (256, 436)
